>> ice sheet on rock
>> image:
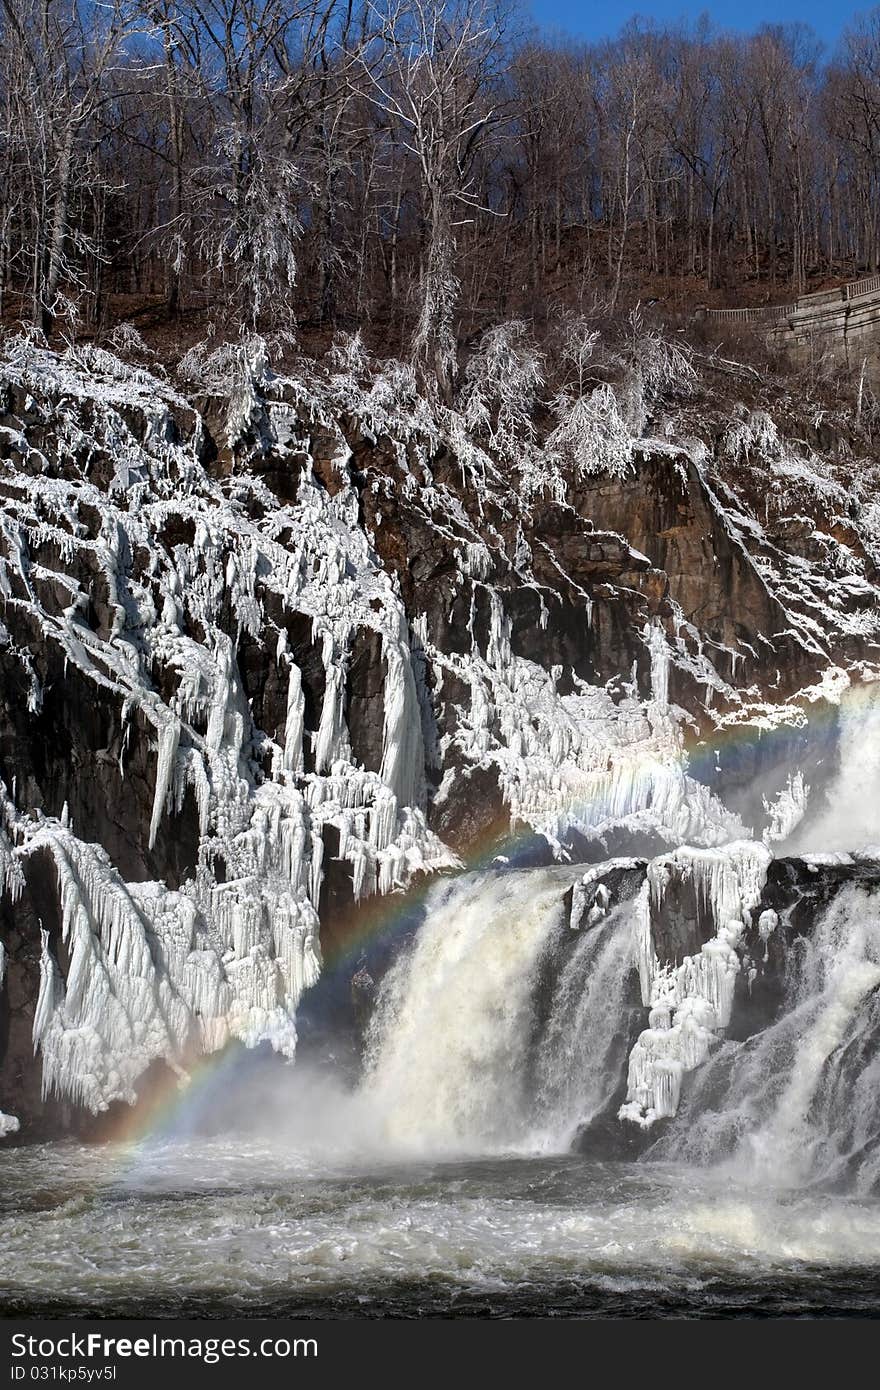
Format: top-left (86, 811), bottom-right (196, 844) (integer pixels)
top-left (419, 588), bottom-right (744, 855)
top-left (3, 334), bottom-right (877, 1123)
top-left (0, 343), bottom-right (457, 1111)
top-left (620, 840), bottom-right (772, 1127)
top-left (762, 772), bottom-right (809, 845)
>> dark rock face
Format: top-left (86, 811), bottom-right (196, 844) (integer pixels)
top-left (429, 763), bottom-right (507, 858)
top-left (0, 878), bottom-right (46, 1133)
top-left (0, 344), bottom-right (875, 1137)
top-left (571, 452), bottom-right (807, 696)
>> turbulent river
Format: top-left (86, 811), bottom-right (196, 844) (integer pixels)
top-left (2, 1142), bottom-right (880, 1317)
top-left (3, 861), bottom-right (880, 1318)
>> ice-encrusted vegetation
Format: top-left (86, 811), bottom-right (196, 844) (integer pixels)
top-left (621, 841), bottom-right (772, 1127)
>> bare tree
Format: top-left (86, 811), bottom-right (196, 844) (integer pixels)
top-left (1, 0), bottom-right (139, 335)
top-left (1, 1), bottom-right (879, 348)
top-left (358, 0), bottom-right (511, 399)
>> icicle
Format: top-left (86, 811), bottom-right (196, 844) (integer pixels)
top-left (149, 716), bottom-right (181, 850)
top-left (379, 613), bottom-right (425, 810)
top-left (282, 662), bottom-right (305, 774)
top-left (309, 830), bottom-right (324, 909)
top-left (621, 842), bottom-right (772, 1127)
top-left (0, 339), bottom-right (471, 1114)
top-left (643, 619), bottom-right (670, 708)
top-left (32, 929), bottom-right (61, 1054)
top-left (314, 631), bottom-right (351, 773)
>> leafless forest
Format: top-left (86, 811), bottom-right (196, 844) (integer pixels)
top-left (3, 0), bottom-right (880, 375)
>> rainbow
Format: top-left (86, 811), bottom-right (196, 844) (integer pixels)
top-left (106, 673), bottom-right (878, 1152)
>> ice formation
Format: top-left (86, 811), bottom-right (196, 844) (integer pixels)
top-left (422, 593), bottom-right (745, 856)
top-left (1, 332), bottom-right (877, 1128)
top-left (0, 343), bottom-right (456, 1111)
top-left (620, 840), bottom-right (772, 1127)
top-left (762, 772), bottom-right (809, 845)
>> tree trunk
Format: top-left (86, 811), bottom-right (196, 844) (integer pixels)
top-left (41, 120), bottom-right (75, 338)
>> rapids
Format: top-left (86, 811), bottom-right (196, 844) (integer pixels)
top-left (1, 1140), bottom-right (878, 1317)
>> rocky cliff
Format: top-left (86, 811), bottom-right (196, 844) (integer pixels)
top-left (0, 330), bottom-right (878, 1137)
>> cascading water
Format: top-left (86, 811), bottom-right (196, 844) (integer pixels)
top-left (787, 682), bottom-right (880, 854)
top-left (361, 866), bottom-right (637, 1156)
top-left (652, 882), bottom-right (880, 1191)
top-left (359, 850), bottom-right (880, 1192)
top-left (524, 906), bottom-right (637, 1151)
top-left (4, 856), bottom-right (880, 1316)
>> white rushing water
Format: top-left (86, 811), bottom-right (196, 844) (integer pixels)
top-left (357, 853), bottom-right (880, 1191)
top-left (2, 860), bottom-right (880, 1315)
top-left (1, 1139), bottom-right (879, 1316)
top-left (528, 904), bottom-right (636, 1151)
top-left (655, 883), bottom-right (880, 1192)
top-left (360, 866), bottom-right (636, 1155)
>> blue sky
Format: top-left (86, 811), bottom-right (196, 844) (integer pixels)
top-left (525, 1), bottom-right (861, 52)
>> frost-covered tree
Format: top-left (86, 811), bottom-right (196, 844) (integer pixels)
top-left (155, 0), bottom-right (309, 330)
top-left (546, 382), bottom-right (633, 479)
top-left (195, 135), bottom-right (302, 329)
top-left (459, 319), bottom-right (543, 455)
top-left (358, 0), bottom-right (511, 401)
top-left (5, 2), bottom-right (880, 352)
top-left (619, 309), bottom-right (696, 432)
top-left (0, 0), bottom-right (137, 336)
top-left (553, 312), bottom-right (602, 395)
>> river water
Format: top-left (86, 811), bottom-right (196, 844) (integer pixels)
top-left (1, 1140), bottom-right (879, 1318)
top-left (4, 861), bottom-right (880, 1318)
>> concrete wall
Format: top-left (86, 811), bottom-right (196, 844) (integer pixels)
top-left (768, 290), bottom-right (880, 381)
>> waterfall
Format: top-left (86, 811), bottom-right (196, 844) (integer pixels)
top-left (361, 866), bottom-right (637, 1156)
top-left (357, 852), bottom-right (880, 1188)
top-left (652, 882), bottom-right (880, 1191)
top-left (527, 906), bottom-right (636, 1151)
top-left (787, 682), bottom-right (880, 854)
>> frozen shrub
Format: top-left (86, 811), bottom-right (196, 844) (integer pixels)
top-left (105, 323), bottom-right (154, 361)
top-left (459, 320), bottom-right (543, 457)
top-left (546, 382), bottom-right (634, 479)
